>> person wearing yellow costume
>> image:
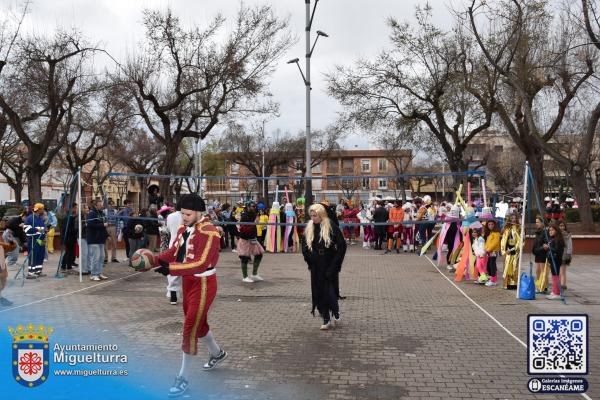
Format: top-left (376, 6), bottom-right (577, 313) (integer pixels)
top-left (501, 213), bottom-right (521, 290)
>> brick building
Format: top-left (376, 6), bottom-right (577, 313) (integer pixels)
top-left (204, 149), bottom-right (413, 204)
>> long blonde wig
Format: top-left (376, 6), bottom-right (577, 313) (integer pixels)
top-left (304, 204), bottom-right (333, 250)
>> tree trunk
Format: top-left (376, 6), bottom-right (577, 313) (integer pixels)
top-left (400, 178), bottom-right (407, 203)
top-left (14, 179), bottom-right (22, 205)
top-left (160, 139), bottom-right (183, 203)
top-left (524, 152), bottom-right (545, 213)
top-left (138, 177), bottom-right (148, 209)
top-left (27, 166), bottom-right (43, 202)
top-left (571, 169), bottom-right (594, 232)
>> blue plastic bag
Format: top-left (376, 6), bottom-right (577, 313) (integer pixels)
top-left (519, 263), bottom-right (536, 300)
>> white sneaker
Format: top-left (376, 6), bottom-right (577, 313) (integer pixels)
top-left (90, 276), bottom-right (101, 281)
top-left (251, 274), bottom-right (263, 282)
top-left (320, 322), bottom-right (331, 331)
top-left (546, 293), bottom-right (562, 300)
top-left (446, 265), bottom-right (454, 271)
top-left (242, 277), bottom-right (254, 283)
top-left (232, 249), bottom-right (237, 253)
top-left (333, 315), bottom-right (341, 326)
top-left (485, 281), bottom-right (497, 287)
top-left (99, 274), bottom-right (108, 280)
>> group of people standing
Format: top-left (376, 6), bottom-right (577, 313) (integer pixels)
top-left (532, 217), bottom-right (572, 300)
top-left (341, 196), bottom-right (437, 253)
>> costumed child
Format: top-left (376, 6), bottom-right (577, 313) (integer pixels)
top-left (256, 203), bottom-right (268, 247)
top-left (358, 205), bottom-right (373, 249)
top-left (385, 200), bottom-right (404, 254)
top-left (295, 198), bottom-right (306, 235)
top-left (265, 190), bottom-right (282, 253)
top-left (483, 214), bottom-right (501, 287)
top-left (282, 190), bottom-right (299, 252)
top-left (501, 212), bottom-right (521, 290)
top-left (342, 202), bottom-right (359, 245)
top-left (472, 228), bottom-right (488, 284)
top-left (152, 193), bottom-right (227, 397)
top-left (401, 202), bottom-right (415, 253)
top-left (441, 205), bottom-right (462, 271)
top-left (237, 201), bottom-right (264, 283)
top-left (301, 203), bottom-right (347, 330)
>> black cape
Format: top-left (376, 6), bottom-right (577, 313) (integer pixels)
top-left (301, 223), bottom-right (347, 316)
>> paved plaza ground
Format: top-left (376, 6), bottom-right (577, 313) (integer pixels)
top-left (0, 246), bottom-right (598, 399)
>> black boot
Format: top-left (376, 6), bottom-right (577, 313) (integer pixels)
top-left (170, 291), bottom-right (177, 305)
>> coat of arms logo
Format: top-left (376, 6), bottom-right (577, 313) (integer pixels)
top-left (9, 323), bottom-right (53, 387)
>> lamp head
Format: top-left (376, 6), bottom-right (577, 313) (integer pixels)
top-left (287, 58), bottom-right (300, 64)
top-left (316, 30), bottom-right (329, 37)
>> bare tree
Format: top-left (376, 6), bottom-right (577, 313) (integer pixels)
top-left (327, 4), bottom-right (496, 174)
top-left (282, 126), bottom-right (343, 198)
top-left (338, 178), bottom-right (362, 202)
top-left (0, 122), bottom-right (27, 203)
top-left (58, 83), bottom-right (131, 176)
top-left (219, 123), bottom-right (295, 200)
top-left (0, 0), bottom-right (29, 75)
top-left (486, 150), bottom-right (526, 195)
top-left (374, 127), bottom-right (418, 203)
top-left (0, 28), bottom-right (102, 201)
top-left (112, 129), bottom-right (164, 208)
top-left (468, 0), bottom-right (597, 230)
top-left (120, 5), bottom-right (294, 200)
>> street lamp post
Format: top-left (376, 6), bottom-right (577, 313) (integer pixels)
top-left (262, 120), bottom-right (266, 202)
top-left (196, 137), bottom-right (202, 196)
top-left (288, 0), bottom-right (328, 214)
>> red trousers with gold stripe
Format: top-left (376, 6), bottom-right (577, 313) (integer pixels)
top-left (181, 274), bottom-right (217, 355)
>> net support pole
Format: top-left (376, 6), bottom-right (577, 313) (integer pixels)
top-left (516, 161), bottom-right (529, 299)
top-left (78, 167), bottom-right (83, 283)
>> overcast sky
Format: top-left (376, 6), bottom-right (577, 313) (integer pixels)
top-left (8, 0), bottom-right (459, 149)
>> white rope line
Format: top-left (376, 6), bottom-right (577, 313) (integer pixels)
top-left (424, 255), bottom-right (593, 400)
top-left (0, 271), bottom-right (142, 314)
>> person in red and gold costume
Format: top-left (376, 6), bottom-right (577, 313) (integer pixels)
top-left (153, 193), bottom-right (227, 398)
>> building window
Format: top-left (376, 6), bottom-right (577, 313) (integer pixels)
top-left (362, 177), bottom-right (370, 190)
top-left (312, 179), bottom-right (322, 190)
top-left (361, 159), bottom-right (371, 173)
top-left (342, 159), bottom-right (354, 173)
top-left (378, 179), bottom-right (387, 189)
top-left (295, 160), bottom-right (303, 173)
top-left (230, 162), bottom-right (239, 174)
top-left (230, 179), bottom-right (239, 191)
top-left (327, 159), bottom-right (339, 173)
top-left (312, 163), bottom-right (322, 173)
top-left (378, 159), bottom-right (387, 172)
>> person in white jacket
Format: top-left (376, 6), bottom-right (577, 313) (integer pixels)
top-left (166, 209), bottom-right (183, 305)
top-left (358, 205), bottom-right (374, 249)
top-left (472, 228), bottom-right (489, 284)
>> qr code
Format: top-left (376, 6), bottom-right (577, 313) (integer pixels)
top-left (528, 315), bottom-right (588, 374)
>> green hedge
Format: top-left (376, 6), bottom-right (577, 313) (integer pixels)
top-left (565, 206), bottom-right (600, 223)
top-left (565, 208), bottom-right (580, 223)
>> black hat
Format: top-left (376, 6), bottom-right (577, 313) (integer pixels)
top-left (178, 194), bottom-right (206, 212)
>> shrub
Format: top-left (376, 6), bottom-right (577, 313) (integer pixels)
top-left (593, 205), bottom-right (600, 222)
top-left (565, 208), bottom-right (580, 223)
top-left (564, 205), bottom-right (600, 223)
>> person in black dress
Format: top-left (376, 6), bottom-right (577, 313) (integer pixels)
top-left (301, 203), bottom-right (347, 331)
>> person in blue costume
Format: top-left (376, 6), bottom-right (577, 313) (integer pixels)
top-left (24, 203), bottom-right (47, 278)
